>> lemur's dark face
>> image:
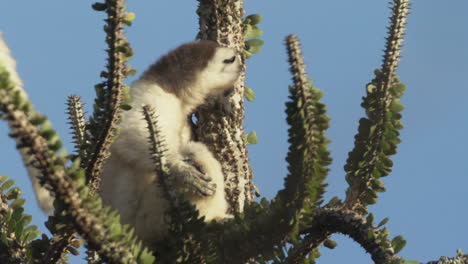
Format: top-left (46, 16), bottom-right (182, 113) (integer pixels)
top-left (142, 40), bottom-right (241, 96)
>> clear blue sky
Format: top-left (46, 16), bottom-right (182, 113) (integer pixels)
top-left (1, 1), bottom-right (467, 263)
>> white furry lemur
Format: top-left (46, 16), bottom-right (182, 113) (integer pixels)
top-left (24, 40), bottom-right (240, 245)
top-left (99, 40), bottom-right (241, 244)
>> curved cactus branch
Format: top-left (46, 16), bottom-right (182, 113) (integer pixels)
top-left (293, 208), bottom-right (404, 264)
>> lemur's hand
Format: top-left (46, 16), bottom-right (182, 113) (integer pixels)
top-left (199, 86), bottom-right (234, 116)
top-left (218, 86), bottom-right (235, 115)
top-left (174, 160), bottom-right (217, 197)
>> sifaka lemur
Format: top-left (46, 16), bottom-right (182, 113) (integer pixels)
top-left (99, 40), bottom-right (241, 245)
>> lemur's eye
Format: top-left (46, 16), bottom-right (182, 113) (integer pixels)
top-left (223, 56), bottom-right (236, 64)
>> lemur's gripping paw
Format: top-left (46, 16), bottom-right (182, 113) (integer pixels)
top-left (200, 87), bottom-right (234, 116)
top-left (177, 160), bottom-right (217, 196)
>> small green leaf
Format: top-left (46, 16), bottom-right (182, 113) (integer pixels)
top-left (253, 184), bottom-right (261, 197)
top-left (19, 215), bottom-right (32, 227)
top-left (389, 100), bottom-right (404, 113)
top-left (245, 14), bottom-right (262, 25)
top-left (95, 84), bottom-right (105, 98)
top-left (12, 90), bottom-right (23, 108)
top-left (23, 226), bottom-right (40, 242)
top-left (10, 198), bottom-right (25, 209)
top-left (244, 86), bottom-right (256, 102)
top-left (69, 157), bottom-right (81, 172)
top-left (362, 190), bottom-right (378, 205)
top-left (323, 239), bottom-right (337, 249)
top-left (326, 197), bottom-right (342, 207)
top-left (22, 102), bottom-right (32, 113)
top-left (391, 83), bottom-right (406, 97)
top-left (48, 134), bottom-right (62, 152)
top-left (247, 45), bottom-right (261, 54)
top-left (404, 261), bottom-right (422, 264)
top-left (1, 179), bottom-right (15, 191)
top-left (70, 169), bottom-right (86, 187)
top-left (30, 114), bottom-right (47, 125)
top-left (366, 83), bottom-right (377, 93)
top-left (243, 50), bottom-right (252, 59)
top-left (126, 69), bottom-right (138, 76)
top-left (366, 213), bottom-right (374, 224)
top-left (244, 24), bottom-right (263, 39)
top-left (92, 2), bottom-right (107, 11)
top-left (246, 131), bottom-right (258, 145)
top-left (377, 217), bottom-right (389, 227)
top-left (1, 233), bottom-right (8, 245)
top-left (121, 104), bottom-right (132, 111)
top-left (371, 179), bottom-right (386, 192)
top-left (100, 71), bottom-right (109, 78)
top-left (123, 12), bottom-right (136, 26)
top-left (116, 44), bottom-right (134, 56)
top-left (11, 207), bottom-right (23, 223)
top-left (125, 12), bottom-right (135, 22)
top-left (391, 235), bottom-right (406, 254)
top-left (138, 248), bottom-right (156, 264)
top-left (246, 39), bottom-right (264, 47)
top-left (0, 175), bottom-right (8, 184)
top-left (6, 187), bottom-right (22, 200)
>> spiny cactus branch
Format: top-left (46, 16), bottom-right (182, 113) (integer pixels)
top-left (0, 89), bottom-right (152, 264)
top-left (196, 0), bottom-right (254, 214)
top-left (286, 34), bottom-right (311, 106)
top-left (43, 97), bottom-right (85, 264)
top-left (86, 0), bottom-right (129, 192)
top-left (141, 105), bottom-right (176, 206)
top-left (40, 229), bottom-right (79, 264)
top-left (344, 0), bottom-right (410, 212)
top-left (283, 33), bottom-right (331, 243)
top-left (381, 0), bottom-right (410, 93)
top-left (67, 95), bottom-right (87, 161)
top-left (142, 105), bottom-right (213, 263)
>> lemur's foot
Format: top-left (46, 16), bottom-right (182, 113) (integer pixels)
top-left (175, 160), bottom-right (217, 197)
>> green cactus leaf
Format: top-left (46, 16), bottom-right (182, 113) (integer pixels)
top-left (92, 2), bottom-right (107, 11)
top-left (245, 14), bottom-right (263, 25)
top-left (391, 235), bottom-right (406, 254)
top-left (246, 131), bottom-right (258, 145)
top-left (244, 86), bottom-right (256, 102)
top-left (121, 104), bottom-right (132, 111)
top-left (324, 239), bottom-right (337, 249)
top-left (246, 39), bottom-right (265, 47)
top-left (245, 25), bottom-right (263, 39)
